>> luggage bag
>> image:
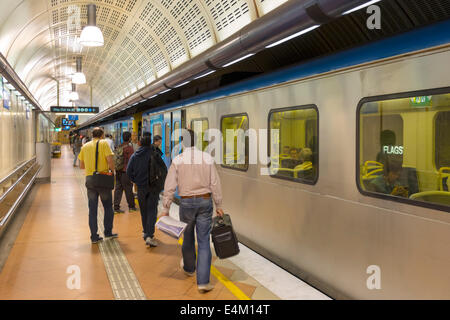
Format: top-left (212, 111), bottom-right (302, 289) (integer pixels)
top-left (211, 214), bottom-right (240, 259)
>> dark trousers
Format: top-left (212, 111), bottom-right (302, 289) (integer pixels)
top-left (113, 171), bottom-right (135, 210)
top-left (86, 177), bottom-right (114, 240)
top-left (137, 186), bottom-right (159, 239)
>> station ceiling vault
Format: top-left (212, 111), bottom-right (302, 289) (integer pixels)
top-left (0, 0), bottom-right (288, 111)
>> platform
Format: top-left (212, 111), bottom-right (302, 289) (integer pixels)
top-left (0, 146), bottom-right (329, 300)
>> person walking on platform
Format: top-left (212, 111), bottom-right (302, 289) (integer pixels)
top-left (161, 129), bottom-right (224, 293)
top-left (78, 127), bottom-right (118, 244)
top-left (73, 133), bottom-right (82, 167)
top-left (113, 131), bottom-right (137, 214)
top-left (127, 133), bottom-right (167, 248)
top-left (105, 134), bottom-right (115, 152)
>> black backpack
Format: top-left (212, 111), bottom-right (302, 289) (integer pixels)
top-left (148, 147), bottom-right (167, 193)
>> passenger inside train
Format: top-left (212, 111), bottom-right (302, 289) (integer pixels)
top-left (367, 155), bottom-right (409, 198)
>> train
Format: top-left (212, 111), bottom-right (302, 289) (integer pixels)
top-left (79, 22), bottom-right (450, 299)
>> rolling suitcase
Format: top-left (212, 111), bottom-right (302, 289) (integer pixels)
top-left (211, 214), bottom-right (240, 259)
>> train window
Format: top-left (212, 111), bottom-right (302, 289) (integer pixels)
top-left (435, 111), bottom-right (450, 170)
top-left (268, 106), bottom-right (318, 184)
top-left (153, 123), bottom-right (162, 141)
top-left (165, 122), bottom-right (170, 155)
top-left (191, 118), bottom-right (209, 151)
top-left (221, 114), bottom-right (249, 171)
top-left (358, 90), bottom-right (450, 210)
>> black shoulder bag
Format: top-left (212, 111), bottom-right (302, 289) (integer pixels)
top-left (91, 141), bottom-right (115, 189)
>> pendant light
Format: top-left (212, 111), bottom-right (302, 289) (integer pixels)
top-left (69, 83), bottom-right (79, 101)
top-left (79, 4), bottom-right (104, 47)
top-left (72, 57), bottom-right (87, 84)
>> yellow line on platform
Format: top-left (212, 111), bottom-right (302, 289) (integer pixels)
top-left (177, 237), bottom-right (251, 300)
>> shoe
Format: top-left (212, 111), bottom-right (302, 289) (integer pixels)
top-left (145, 236), bottom-right (158, 247)
top-left (198, 283), bottom-right (214, 293)
top-left (91, 236), bottom-right (103, 244)
top-left (114, 209), bottom-right (125, 214)
top-left (129, 207), bottom-right (137, 212)
top-left (180, 258), bottom-right (195, 277)
top-left (105, 233), bottom-right (118, 239)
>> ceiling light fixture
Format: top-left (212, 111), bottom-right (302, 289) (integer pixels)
top-left (222, 53), bottom-right (255, 68)
top-left (72, 57), bottom-right (87, 84)
top-left (265, 25), bottom-right (320, 48)
top-left (69, 83), bottom-right (79, 101)
top-left (343, 0), bottom-right (382, 15)
top-left (79, 4), bottom-right (104, 47)
top-left (193, 70), bottom-right (215, 80)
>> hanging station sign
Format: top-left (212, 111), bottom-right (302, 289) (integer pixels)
top-left (50, 106), bottom-right (99, 114)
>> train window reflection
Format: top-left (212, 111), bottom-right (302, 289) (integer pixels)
top-left (221, 114), bottom-right (249, 171)
top-left (269, 106), bottom-right (318, 184)
top-left (165, 123), bottom-right (170, 155)
top-left (153, 123), bottom-right (162, 139)
top-left (358, 91), bottom-right (450, 209)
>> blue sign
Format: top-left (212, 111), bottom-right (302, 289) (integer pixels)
top-left (68, 115), bottom-right (79, 121)
top-left (62, 118), bottom-right (76, 126)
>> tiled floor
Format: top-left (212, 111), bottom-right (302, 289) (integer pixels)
top-left (0, 145), bottom-right (284, 300)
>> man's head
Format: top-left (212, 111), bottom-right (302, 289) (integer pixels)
top-left (153, 135), bottom-right (162, 148)
top-left (123, 131), bottom-right (131, 143)
top-left (299, 148), bottom-right (312, 162)
top-left (131, 131), bottom-right (138, 143)
top-left (92, 127), bottom-right (104, 139)
top-left (140, 136), bottom-right (152, 147)
top-left (283, 146), bottom-right (290, 155)
top-left (289, 148), bottom-right (299, 160)
top-left (182, 129), bottom-right (196, 149)
top-left (384, 155), bottom-right (403, 184)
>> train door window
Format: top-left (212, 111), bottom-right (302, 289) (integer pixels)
top-left (358, 90), bottom-right (450, 211)
top-left (191, 118), bottom-right (209, 151)
top-left (221, 114), bottom-right (249, 171)
top-left (269, 106), bottom-right (318, 184)
top-left (165, 122), bottom-right (171, 155)
top-left (153, 123), bottom-right (162, 142)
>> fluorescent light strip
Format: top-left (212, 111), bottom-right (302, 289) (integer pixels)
top-left (194, 70), bottom-right (215, 80)
top-left (174, 81), bottom-right (190, 88)
top-left (343, 0), bottom-right (381, 15)
top-left (159, 89), bottom-right (171, 94)
top-left (148, 94), bottom-right (158, 99)
top-left (222, 53), bottom-right (255, 68)
top-left (266, 25), bottom-right (320, 48)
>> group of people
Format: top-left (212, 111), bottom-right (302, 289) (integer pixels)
top-left (76, 127), bottom-right (224, 293)
top-left (281, 146), bottom-right (313, 169)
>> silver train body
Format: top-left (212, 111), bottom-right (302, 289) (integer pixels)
top-left (137, 45), bottom-right (450, 299)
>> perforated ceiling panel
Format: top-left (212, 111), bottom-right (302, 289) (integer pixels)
top-left (0, 0), bottom-right (269, 111)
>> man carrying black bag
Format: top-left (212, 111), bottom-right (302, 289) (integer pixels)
top-left (79, 127), bottom-right (118, 244)
top-left (161, 129), bottom-right (224, 294)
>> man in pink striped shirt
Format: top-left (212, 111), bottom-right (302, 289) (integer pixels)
top-left (161, 129), bottom-right (224, 293)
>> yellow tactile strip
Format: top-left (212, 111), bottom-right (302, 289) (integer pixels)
top-left (74, 145), bottom-right (280, 300)
top-left (75, 163), bottom-right (147, 300)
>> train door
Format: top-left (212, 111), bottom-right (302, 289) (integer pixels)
top-left (163, 112), bottom-right (171, 167)
top-left (171, 110), bottom-right (183, 159)
top-left (150, 113), bottom-right (163, 151)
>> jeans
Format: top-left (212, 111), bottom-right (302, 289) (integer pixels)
top-left (86, 176), bottom-right (115, 240)
top-left (179, 197), bottom-right (213, 285)
top-left (73, 150), bottom-right (80, 166)
top-left (137, 186), bottom-right (159, 239)
top-left (114, 171), bottom-right (135, 210)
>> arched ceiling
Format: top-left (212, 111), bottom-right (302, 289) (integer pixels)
top-left (0, 0), bottom-right (288, 111)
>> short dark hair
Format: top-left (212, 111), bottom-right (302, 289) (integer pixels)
top-left (154, 135), bottom-right (162, 142)
top-left (183, 129), bottom-right (196, 148)
top-left (122, 131), bottom-right (131, 142)
top-left (140, 136), bottom-right (152, 147)
top-left (92, 127), bottom-right (104, 138)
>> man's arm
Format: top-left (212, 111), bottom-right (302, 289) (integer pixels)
top-left (106, 155), bottom-right (115, 172)
top-left (210, 163), bottom-right (224, 217)
top-left (80, 160), bottom-right (85, 170)
top-left (161, 164), bottom-right (178, 216)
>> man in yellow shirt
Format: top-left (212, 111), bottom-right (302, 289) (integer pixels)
top-left (78, 127), bottom-right (118, 244)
